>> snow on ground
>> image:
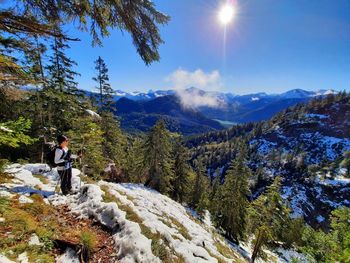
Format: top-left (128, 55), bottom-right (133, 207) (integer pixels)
top-left (99, 182), bottom-right (239, 263)
top-left (281, 185), bottom-right (314, 218)
top-left (3, 163), bottom-right (81, 196)
top-left (320, 176), bottom-right (350, 186)
top-left (250, 139), bottom-right (277, 155)
top-left (319, 136), bottom-right (350, 160)
top-left (49, 184), bottom-right (159, 263)
top-left (17, 252), bottom-right (29, 263)
top-left (0, 164), bottom-right (308, 263)
top-left (56, 248), bottom-right (80, 263)
top-left (230, 238), bottom-right (307, 263)
top-left (18, 195), bottom-right (33, 204)
top-left (85, 109), bottom-right (101, 120)
top-left (0, 254), bottom-right (15, 263)
top-left (304, 113), bottom-right (329, 119)
top-left (274, 247), bottom-right (308, 263)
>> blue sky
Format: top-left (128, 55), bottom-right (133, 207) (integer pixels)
top-left (60, 0), bottom-right (350, 94)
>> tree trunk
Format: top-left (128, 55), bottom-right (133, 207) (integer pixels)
top-left (251, 228), bottom-right (264, 263)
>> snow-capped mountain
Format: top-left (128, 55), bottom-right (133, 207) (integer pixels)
top-left (83, 87), bottom-right (339, 133)
top-left (279, 89), bottom-right (336, 99)
top-left (113, 89), bottom-right (175, 101)
top-left (111, 88), bottom-right (336, 103)
top-left (278, 89), bottom-right (315, 99)
top-left (110, 88), bottom-right (338, 125)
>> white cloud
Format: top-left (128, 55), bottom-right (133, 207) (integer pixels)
top-left (165, 68), bottom-right (225, 108)
top-left (166, 68), bottom-right (223, 91)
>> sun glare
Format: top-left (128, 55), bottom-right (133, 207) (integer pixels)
top-left (218, 4), bottom-right (236, 25)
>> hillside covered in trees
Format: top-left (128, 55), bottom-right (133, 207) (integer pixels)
top-left (187, 93), bottom-right (350, 225)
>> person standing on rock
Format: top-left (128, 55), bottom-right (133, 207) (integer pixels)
top-left (55, 135), bottom-right (74, 195)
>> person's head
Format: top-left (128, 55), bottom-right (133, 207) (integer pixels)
top-left (57, 135), bottom-right (69, 147)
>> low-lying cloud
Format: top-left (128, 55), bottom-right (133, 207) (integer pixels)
top-left (165, 68), bottom-right (225, 109)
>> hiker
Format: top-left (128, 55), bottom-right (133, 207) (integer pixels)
top-left (55, 135), bottom-right (74, 195)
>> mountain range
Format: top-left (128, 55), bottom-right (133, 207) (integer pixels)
top-left (111, 87), bottom-right (335, 102)
top-left (81, 87), bottom-right (337, 135)
top-left (108, 88), bottom-right (336, 135)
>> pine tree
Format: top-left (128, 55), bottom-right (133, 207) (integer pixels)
top-left (46, 27), bottom-right (79, 94)
top-left (43, 26), bottom-right (83, 134)
top-left (93, 56), bottom-right (115, 111)
top-left (66, 115), bottom-right (105, 178)
top-left (190, 159), bottom-right (210, 215)
top-left (144, 119), bottom-right (174, 194)
top-left (22, 37), bottom-right (49, 162)
top-left (0, 10), bottom-right (58, 84)
top-left (171, 136), bottom-right (192, 203)
top-left (217, 157), bottom-right (251, 243)
top-left (3, 1), bottom-right (169, 66)
top-left (125, 137), bottom-right (148, 183)
top-left (248, 176), bottom-right (290, 263)
top-left (100, 111), bottom-right (127, 168)
top-left (340, 151), bottom-right (350, 177)
top-left (208, 171), bottom-right (222, 215)
top-left (23, 36), bottom-right (47, 84)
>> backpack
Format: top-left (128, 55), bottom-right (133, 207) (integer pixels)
top-left (46, 146), bottom-right (64, 168)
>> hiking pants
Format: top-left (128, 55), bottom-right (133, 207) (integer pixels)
top-left (58, 168), bottom-right (72, 195)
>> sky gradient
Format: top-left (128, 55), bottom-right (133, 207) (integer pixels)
top-left (61, 0), bottom-right (350, 94)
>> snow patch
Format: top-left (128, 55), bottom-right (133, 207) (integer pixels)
top-left (102, 182), bottom-right (236, 262)
top-left (19, 195), bottom-right (33, 204)
top-left (85, 109), bottom-right (101, 120)
top-left (0, 254), bottom-right (15, 263)
top-left (28, 233), bottom-right (42, 246)
top-left (275, 247), bottom-right (308, 263)
top-left (320, 176), bottom-right (350, 186)
top-left (250, 139), bottom-right (277, 155)
top-left (49, 184), bottom-right (159, 263)
top-left (17, 252), bottom-right (29, 263)
top-left (282, 185), bottom-right (314, 218)
top-left (56, 248), bottom-right (80, 263)
top-left (304, 113), bottom-right (329, 119)
top-left (3, 164), bottom-right (81, 197)
top-left (0, 190), bottom-right (14, 198)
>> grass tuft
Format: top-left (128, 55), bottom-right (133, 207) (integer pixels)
top-left (0, 196), bottom-right (10, 213)
top-left (169, 217), bottom-right (192, 241)
top-left (215, 240), bottom-right (237, 259)
top-left (4, 208), bottom-right (38, 236)
top-left (0, 172), bottom-right (13, 184)
top-left (80, 230), bottom-right (97, 253)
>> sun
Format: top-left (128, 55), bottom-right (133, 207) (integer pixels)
top-left (218, 4), bottom-right (236, 25)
